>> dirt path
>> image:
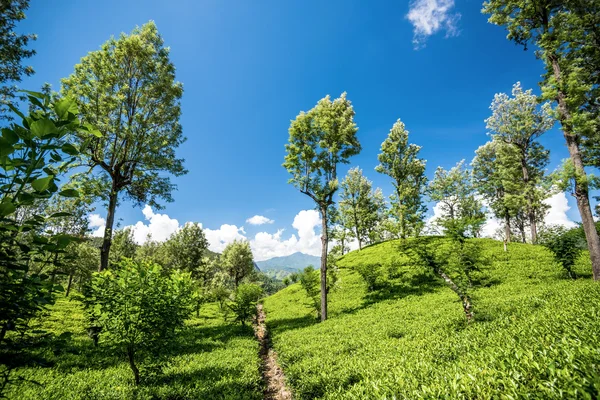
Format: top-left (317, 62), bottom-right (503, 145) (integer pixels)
top-left (254, 304), bottom-right (293, 400)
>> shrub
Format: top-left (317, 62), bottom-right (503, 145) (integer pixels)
top-left (228, 283), bottom-right (263, 325)
top-left (538, 224), bottom-right (587, 278)
top-left (354, 263), bottom-right (384, 291)
top-left (85, 259), bottom-right (193, 384)
top-left (299, 266), bottom-right (322, 318)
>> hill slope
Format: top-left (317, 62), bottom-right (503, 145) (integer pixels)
top-left (256, 252), bottom-right (321, 279)
top-left (262, 238), bottom-right (600, 399)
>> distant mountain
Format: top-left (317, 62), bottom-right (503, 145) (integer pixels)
top-left (255, 252), bottom-right (321, 279)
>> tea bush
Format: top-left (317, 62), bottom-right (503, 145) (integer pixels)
top-left (263, 238), bottom-right (600, 399)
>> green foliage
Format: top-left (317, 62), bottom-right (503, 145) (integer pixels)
top-left (3, 298), bottom-right (262, 399)
top-left (264, 238), bottom-right (600, 399)
top-left (228, 283), bottom-right (263, 326)
top-left (538, 223), bottom-right (600, 279)
top-left (299, 266), bottom-right (321, 318)
top-left (0, 92), bottom-right (95, 353)
top-left (353, 263), bottom-right (384, 292)
top-left (221, 240), bottom-right (255, 288)
top-left (0, 0), bottom-right (36, 121)
top-left (85, 259), bottom-right (194, 384)
top-left (428, 160), bottom-right (485, 237)
top-left (165, 222), bottom-right (210, 281)
top-left (375, 119), bottom-right (427, 238)
top-left (338, 167), bottom-right (386, 249)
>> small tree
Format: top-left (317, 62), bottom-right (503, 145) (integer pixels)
top-left (339, 168), bottom-right (385, 249)
top-left (62, 22), bottom-right (187, 272)
top-left (376, 119), bottom-right (427, 238)
top-left (227, 283), bottom-right (263, 326)
top-left (221, 240), bottom-right (255, 288)
top-left (283, 92), bottom-right (360, 321)
top-left (299, 266), bottom-right (321, 319)
top-left (165, 222), bottom-right (210, 282)
top-left (86, 259), bottom-right (193, 385)
top-left (428, 161), bottom-right (485, 238)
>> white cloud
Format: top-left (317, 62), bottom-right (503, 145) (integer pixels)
top-left (126, 205), bottom-right (180, 244)
top-left (406, 0), bottom-right (460, 48)
top-left (86, 207), bottom-right (326, 261)
top-left (543, 192), bottom-right (577, 229)
top-left (89, 214), bottom-right (106, 237)
top-left (246, 215), bottom-right (274, 225)
top-left (250, 210), bottom-right (322, 261)
top-left (204, 224), bottom-right (247, 253)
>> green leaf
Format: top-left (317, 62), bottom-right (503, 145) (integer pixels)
top-left (49, 212), bottom-right (73, 218)
top-left (2, 128), bottom-right (19, 145)
top-left (58, 188), bottom-right (80, 198)
top-left (54, 98), bottom-right (78, 119)
top-left (0, 137), bottom-right (15, 157)
top-left (61, 143), bottom-right (79, 156)
top-left (0, 201), bottom-right (16, 217)
top-left (7, 103), bottom-right (26, 120)
top-left (31, 176), bottom-right (54, 192)
top-left (21, 90), bottom-right (45, 99)
top-left (30, 118), bottom-right (57, 138)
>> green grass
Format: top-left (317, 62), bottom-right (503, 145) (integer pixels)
top-left (263, 238), bottom-right (600, 399)
top-left (3, 298), bottom-right (262, 400)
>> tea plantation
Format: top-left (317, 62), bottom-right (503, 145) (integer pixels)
top-left (4, 300), bottom-right (262, 400)
top-left (263, 238), bottom-right (600, 399)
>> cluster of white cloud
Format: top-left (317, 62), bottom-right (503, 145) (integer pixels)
top-left (246, 215), bottom-right (274, 225)
top-left (87, 207), bottom-right (323, 261)
top-left (406, 0), bottom-right (460, 48)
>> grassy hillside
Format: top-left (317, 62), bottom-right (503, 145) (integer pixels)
top-left (4, 299), bottom-right (262, 400)
top-left (263, 238), bottom-right (600, 399)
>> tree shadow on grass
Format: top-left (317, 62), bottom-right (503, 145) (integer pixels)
top-left (145, 365), bottom-right (262, 400)
top-left (360, 271), bottom-right (442, 309)
top-left (265, 314), bottom-right (318, 336)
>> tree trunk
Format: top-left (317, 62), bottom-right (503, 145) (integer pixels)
top-left (437, 269), bottom-right (473, 322)
top-left (320, 206), bottom-right (329, 322)
top-left (99, 183), bottom-right (118, 272)
top-left (65, 270), bottom-right (74, 297)
top-left (520, 157), bottom-right (537, 244)
top-left (549, 55), bottom-right (600, 280)
top-left (127, 346), bottom-right (140, 385)
top-left (504, 214), bottom-right (511, 243)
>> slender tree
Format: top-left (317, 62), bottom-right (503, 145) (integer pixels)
top-left (483, 0), bottom-right (600, 279)
top-left (61, 22), bottom-right (186, 272)
top-left (485, 82), bottom-right (553, 243)
top-left (0, 0), bottom-right (36, 121)
top-left (472, 139), bottom-right (523, 245)
top-left (283, 92), bottom-right (360, 321)
top-left (375, 119), bottom-right (427, 238)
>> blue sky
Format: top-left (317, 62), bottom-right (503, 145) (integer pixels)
top-left (18, 0), bottom-right (583, 259)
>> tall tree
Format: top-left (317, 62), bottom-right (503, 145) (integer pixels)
top-left (221, 240), bottom-right (255, 288)
top-left (472, 139), bottom-right (523, 244)
top-left (61, 22), bottom-right (186, 272)
top-left (485, 82), bottom-right (553, 243)
top-left (283, 92), bottom-right (360, 321)
top-left (428, 160), bottom-right (485, 237)
top-left (376, 119), bottom-right (427, 238)
top-left (0, 0), bottom-right (36, 121)
top-left (483, 0), bottom-right (600, 279)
